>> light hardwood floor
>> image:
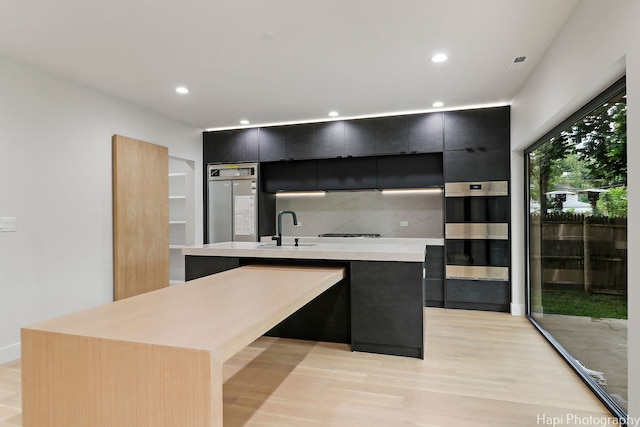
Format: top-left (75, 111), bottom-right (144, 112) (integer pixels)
top-left (1, 308), bottom-right (616, 426)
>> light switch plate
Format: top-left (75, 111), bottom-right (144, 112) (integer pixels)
top-left (400, 221), bottom-right (409, 227)
top-left (0, 217), bottom-right (17, 232)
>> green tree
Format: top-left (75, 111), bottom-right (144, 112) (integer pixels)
top-left (529, 137), bottom-right (572, 213)
top-left (597, 187), bottom-right (627, 217)
top-left (560, 93), bottom-right (626, 187)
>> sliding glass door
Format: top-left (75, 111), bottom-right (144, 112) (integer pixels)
top-left (526, 78), bottom-right (627, 418)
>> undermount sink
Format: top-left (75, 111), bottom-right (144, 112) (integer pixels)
top-left (258, 243), bottom-right (317, 248)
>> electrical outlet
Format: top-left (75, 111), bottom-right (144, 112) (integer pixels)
top-left (400, 221), bottom-right (408, 227)
top-left (0, 217), bottom-right (17, 232)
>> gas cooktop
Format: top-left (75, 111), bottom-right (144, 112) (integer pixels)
top-left (318, 233), bottom-right (381, 238)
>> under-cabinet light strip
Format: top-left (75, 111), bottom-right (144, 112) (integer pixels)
top-left (275, 191), bottom-right (327, 197)
top-left (381, 189), bottom-right (443, 195)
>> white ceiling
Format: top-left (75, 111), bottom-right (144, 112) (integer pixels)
top-left (0, 0), bottom-right (579, 130)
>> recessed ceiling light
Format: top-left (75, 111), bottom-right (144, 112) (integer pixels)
top-left (175, 86), bottom-right (189, 94)
top-left (240, 119), bottom-right (250, 125)
top-left (431, 53), bottom-right (448, 63)
top-left (432, 101), bottom-right (444, 108)
top-left (328, 111), bottom-right (339, 117)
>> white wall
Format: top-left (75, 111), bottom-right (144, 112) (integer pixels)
top-left (0, 54), bottom-right (203, 363)
top-left (510, 0), bottom-right (639, 416)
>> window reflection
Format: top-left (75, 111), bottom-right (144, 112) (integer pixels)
top-left (527, 84), bottom-right (627, 415)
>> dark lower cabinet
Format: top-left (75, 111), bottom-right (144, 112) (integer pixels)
top-left (185, 256), bottom-right (239, 281)
top-left (265, 276), bottom-right (351, 344)
top-left (445, 279), bottom-right (510, 312)
top-left (350, 261), bottom-right (424, 358)
top-left (424, 246), bottom-right (444, 307)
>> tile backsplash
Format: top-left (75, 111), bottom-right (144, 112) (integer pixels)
top-left (275, 190), bottom-right (443, 238)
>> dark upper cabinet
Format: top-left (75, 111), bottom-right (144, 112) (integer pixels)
top-left (374, 116), bottom-right (409, 155)
top-left (261, 160), bottom-right (317, 192)
top-left (407, 112), bottom-right (444, 153)
top-left (377, 154), bottom-right (444, 189)
top-left (317, 157), bottom-right (377, 190)
top-left (443, 146), bottom-right (509, 182)
top-left (476, 107), bottom-right (510, 149)
top-left (203, 128), bottom-right (259, 164)
top-left (344, 114), bottom-right (443, 157)
top-left (443, 110), bottom-right (476, 151)
top-left (258, 127), bottom-right (287, 162)
top-left (283, 123), bottom-right (316, 160)
top-left (313, 121), bottom-right (345, 158)
top-left (443, 106), bottom-right (510, 151)
top-left (260, 123), bottom-right (344, 161)
top-left (344, 118), bottom-right (377, 157)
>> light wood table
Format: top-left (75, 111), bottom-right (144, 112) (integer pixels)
top-left (21, 264), bottom-right (345, 427)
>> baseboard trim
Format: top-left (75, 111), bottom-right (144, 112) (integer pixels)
top-left (0, 342), bottom-right (20, 364)
top-left (510, 302), bottom-right (526, 316)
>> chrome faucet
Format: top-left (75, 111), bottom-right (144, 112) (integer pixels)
top-left (272, 210), bottom-right (298, 246)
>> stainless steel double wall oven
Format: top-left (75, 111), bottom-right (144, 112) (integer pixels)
top-left (443, 181), bottom-right (510, 311)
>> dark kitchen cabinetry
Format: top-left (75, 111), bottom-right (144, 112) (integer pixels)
top-left (344, 113), bottom-right (443, 158)
top-left (258, 127), bottom-right (287, 162)
top-left (443, 106), bottom-right (509, 151)
top-left (262, 154), bottom-right (443, 193)
top-left (313, 121), bottom-right (345, 158)
top-left (203, 128), bottom-right (259, 164)
top-left (445, 279), bottom-right (510, 312)
top-left (344, 118), bottom-right (377, 157)
top-left (261, 160), bottom-right (317, 192)
top-left (374, 116), bottom-right (409, 155)
top-left (407, 112), bottom-right (444, 153)
top-left (259, 122), bottom-right (345, 161)
top-left (350, 261), bottom-right (424, 358)
top-left (443, 146), bottom-right (509, 182)
top-left (184, 256), bottom-right (240, 281)
top-left (317, 157), bottom-right (376, 190)
top-left (377, 153), bottom-right (443, 189)
top-left (424, 246), bottom-right (445, 307)
top-left (281, 123), bottom-right (316, 160)
top-left (443, 106), bottom-right (509, 182)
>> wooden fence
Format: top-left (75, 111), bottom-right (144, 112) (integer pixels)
top-left (530, 213), bottom-right (627, 295)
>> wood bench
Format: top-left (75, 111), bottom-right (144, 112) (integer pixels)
top-left (21, 264), bottom-right (345, 427)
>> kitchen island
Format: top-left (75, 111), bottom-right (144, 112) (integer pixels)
top-left (183, 237), bottom-right (443, 359)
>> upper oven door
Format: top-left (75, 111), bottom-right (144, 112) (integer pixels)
top-left (444, 181), bottom-right (509, 223)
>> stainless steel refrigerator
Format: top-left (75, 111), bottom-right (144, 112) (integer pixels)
top-left (207, 163), bottom-right (258, 243)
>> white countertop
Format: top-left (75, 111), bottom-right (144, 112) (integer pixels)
top-left (183, 237), bottom-right (443, 262)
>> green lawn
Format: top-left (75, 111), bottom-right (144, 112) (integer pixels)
top-left (542, 289), bottom-right (627, 319)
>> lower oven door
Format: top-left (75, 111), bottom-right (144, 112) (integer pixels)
top-left (445, 238), bottom-right (509, 281)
